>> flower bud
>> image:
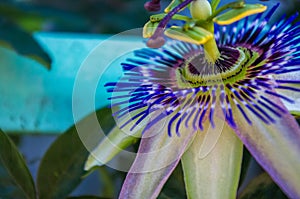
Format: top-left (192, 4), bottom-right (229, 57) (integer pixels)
top-left (190, 0), bottom-right (212, 20)
top-left (144, 0), bottom-right (161, 12)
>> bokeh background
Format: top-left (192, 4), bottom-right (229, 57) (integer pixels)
top-left (1, 0), bottom-right (298, 34)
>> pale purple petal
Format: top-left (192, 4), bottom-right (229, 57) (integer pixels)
top-left (231, 95), bottom-right (300, 198)
top-left (275, 72), bottom-right (300, 113)
top-left (119, 114), bottom-right (196, 199)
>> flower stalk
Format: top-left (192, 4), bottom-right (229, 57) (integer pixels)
top-left (190, 0), bottom-right (221, 63)
top-left (202, 21), bottom-right (220, 63)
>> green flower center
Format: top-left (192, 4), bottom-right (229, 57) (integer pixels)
top-left (176, 46), bottom-right (260, 88)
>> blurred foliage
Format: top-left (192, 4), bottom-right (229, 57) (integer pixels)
top-left (0, 0), bottom-right (298, 68)
top-left (0, 0), bottom-right (298, 35)
top-left (158, 163), bottom-right (186, 199)
top-left (238, 147), bottom-right (252, 187)
top-left (0, 108), bottom-right (123, 198)
top-left (0, 0), bottom-right (298, 69)
top-left (36, 124), bottom-right (90, 199)
top-left (0, 0), bottom-right (150, 34)
top-left (67, 197), bottom-right (110, 199)
top-left (0, 17), bottom-right (51, 68)
top-left (0, 0), bottom-right (151, 69)
top-left (238, 173), bottom-right (288, 199)
top-left (0, 129), bottom-right (36, 199)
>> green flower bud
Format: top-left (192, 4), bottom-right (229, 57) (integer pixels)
top-left (190, 0), bottom-right (212, 20)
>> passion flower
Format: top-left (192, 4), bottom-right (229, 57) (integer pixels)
top-left (86, 2), bottom-right (300, 198)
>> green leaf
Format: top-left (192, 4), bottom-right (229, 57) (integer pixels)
top-left (0, 129), bottom-right (36, 199)
top-left (238, 173), bottom-right (288, 199)
top-left (37, 124), bottom-right (89, 199)
top-left (0, 3), bottom-right (88, 33)
top-left (37, 107), bottom-right (116, 199)
top-left (158, 163), bottom-right (186, 199)
top-left (211, 0), bottom-right (221, 12)
top-left (97, 167), bottom-right (115, 197)
top-left (96, 108), bottom-right (116, 135)
top-left (238, 147), bottom-right (252, 187)
top-left (67, 196), bottom-right (110, 199)
top-left (213, 4), bottom-right (267, 25)
top-left (0, 4), bottom-right (46, 32)
top-left (0, 17), bottom-right (51, 69)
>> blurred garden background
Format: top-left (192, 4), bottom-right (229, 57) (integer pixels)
top-left (0, 0), bottom-right (299, 198)
top-left (1, 0), bottom-right (298, 34)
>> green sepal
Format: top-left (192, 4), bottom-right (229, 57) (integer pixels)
top-left (213, 4), bottom-right (267, 25)
top-left (150, 14), bottom-right (166, 22)
top-left (164, 26), bottom-right (213, 45)
top-left (84, 123), bottom-right (141, 170)
top-left (0, 129), bottom-right (37, 199)
top-left (144, 13), bottom-right (192, 38)
top-left (143, 20), bottom-right (160, 38)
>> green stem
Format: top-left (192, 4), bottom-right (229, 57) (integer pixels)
top-left (150, 13), bottom-right (190, 22)
top-left (202, 22), bottom-right (220, 63)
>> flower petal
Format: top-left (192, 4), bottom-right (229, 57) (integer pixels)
top-left (181, 118), bottom-right (243, 199)
top-left (231, 95), bottom-right (300, 198)
top-left (119, 113), bottom-right (197, 199)
top-left (274, 72), bottom-right (300, 114)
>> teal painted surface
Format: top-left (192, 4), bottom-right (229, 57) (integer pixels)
top-left (0, 32), bottom-right (144, 133)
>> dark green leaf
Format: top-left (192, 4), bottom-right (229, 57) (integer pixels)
top-left (67, 196), bottom-right (111, 199)
top-left (96, 108), bottom-right (116, 135)
top-left (97, 167), bottom-right (114, 197)
top-left (37, 124), bottom-right (89, 199)
top-left (158, 163), bottom-right (186, 199)
top-left (238, 147), bottom-right (252, 187)
top-left (0, 3), bottom-right (89, 33)
top-left (211, 0), bottom-right (221, 12)
top-left (238, 173), bottom-right (288, 199)
top-left (0, 129), bottom-right (36, 199)
top-left (37, 107), bottom-right (115, 199)
top-left (0, 17), bottom-right (51, 69)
